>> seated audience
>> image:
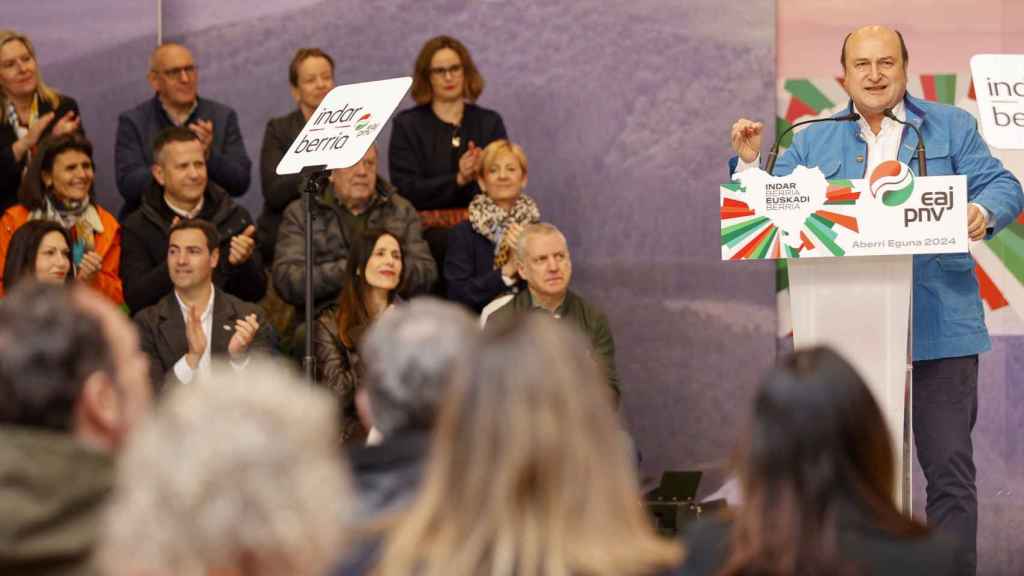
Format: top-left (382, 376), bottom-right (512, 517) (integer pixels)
top-left (273, 144), bottom-right (435, 312)
top-left (2, 219), bottom-right (73, 289)
top-left (389, 35), bottom-right (508, 290)
top-left (135, 219), bottom-right (272, 393)
top-left (116, 42), bottom-right (251, 216)
top-left (341, 315), bottom-right (681, 576)
top-left (0, 29), bottom-right (82, 214)
top-left (121, 127), bottom-right (264, 315)
top-left (0, 134), bottom-right (122, 302)
top-left (0, 283), bottom-right (152, 574)
top-left (313, 228), bottom-right (404, 446)
top-left (349, 296), bottom-right (478, 518)
top-left (679, 347), bottom-right (956, 576)
top-left (257, 47), bottom-right (335, 266)
top-left (445, 139), bottom-right (538, 311)
top-left (98, 358), bottom-right (352, 576)
top-left (486, 222), bottom-right (621, 399)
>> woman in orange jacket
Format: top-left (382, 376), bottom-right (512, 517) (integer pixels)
top-left (0, 133), bottom-right (123, 303)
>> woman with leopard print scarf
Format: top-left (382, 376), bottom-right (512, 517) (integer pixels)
top-left (445, 140), bottom-right (539, 312)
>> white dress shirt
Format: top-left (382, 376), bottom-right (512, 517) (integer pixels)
top-left (172, 288), bottom-right (215, 384)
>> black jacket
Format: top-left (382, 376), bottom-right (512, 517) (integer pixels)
top-left (445, 220), bottom-right (520, 312)
top-left (257, 109), bottom-right (313, 265)
top-left (134, 288), bottom-right (274, 394)
top-left (120, 182), bottom-right (266, 315)
top-left (348, 431), bottom-right (431, 519)
top-left (388, 103), bottom-right (507, 211)
top-left (272, 179), bottom-right (436, 311)
top-left (680, 512), bottom-right (957, 576)
top-left (0, 94), bottom-right (80, 214)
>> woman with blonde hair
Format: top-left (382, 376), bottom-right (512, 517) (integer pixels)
top-left (0, 29), bottom-right (82, 213)
top-left (351, 315), bottom-right (682, 576)
top-left (445, 139), bottom-right (539, 312)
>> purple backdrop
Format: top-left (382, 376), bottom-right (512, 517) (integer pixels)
top-left (11, 0), bottom-right (777, 489)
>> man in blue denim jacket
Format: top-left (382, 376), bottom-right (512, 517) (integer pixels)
top-left (731, 26), bottom-right (1023, 576)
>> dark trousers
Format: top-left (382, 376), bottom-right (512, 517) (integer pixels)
top-left (913, 355), bottom-right (979, 576)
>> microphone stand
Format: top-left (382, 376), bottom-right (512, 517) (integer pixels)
top-left (302, 168), bottom-right (330, 383)
top-left (883, 108), bottom-right (926, 176)
top-left (763, 112), bottom-right (860, 175)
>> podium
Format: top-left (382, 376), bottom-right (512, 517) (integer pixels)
top-left (721, 164), bottom-right (968, 513)
top-left (788, 256), bottom-right (913, 510)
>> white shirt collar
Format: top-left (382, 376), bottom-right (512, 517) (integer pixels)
top-left (174, 286), bottom-right (215, 321)
top-left (854, 99), bottom-right (905, 138)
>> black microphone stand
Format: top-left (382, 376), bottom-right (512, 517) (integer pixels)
top-left (763, 112), bottom-right (860, 175)
top-left (302, 168), bottom-right (330, 383)
top-left (883, 108), bottom-right (926, 176)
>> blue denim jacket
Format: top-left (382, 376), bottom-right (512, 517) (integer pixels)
top-left (774, 94), bottom-right (1023, 361)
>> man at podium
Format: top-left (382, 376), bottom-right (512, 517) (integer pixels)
top-left (729, 25), bottom-right (1023, 576)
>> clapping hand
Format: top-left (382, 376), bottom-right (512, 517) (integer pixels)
top-left (227, 313), bottom-right (260, 360)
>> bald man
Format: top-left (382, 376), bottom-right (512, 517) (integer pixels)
top-left (730, 26), bottom-right (1023, 575)
top-left (116, 42), bottom-right (251, 216)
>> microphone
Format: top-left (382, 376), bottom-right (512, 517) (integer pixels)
top-left (763, 112), bottom-right (860, 175)
top-left (883, 108), bottom-right (927, 177)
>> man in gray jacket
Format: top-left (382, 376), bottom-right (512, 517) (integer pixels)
top-left (272, 145), bottom-right (436, 313)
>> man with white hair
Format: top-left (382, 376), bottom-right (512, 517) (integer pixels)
top-left (486, 222), bottom-right (621, 401)
top-left (98, 358), bottom-right (352, 576)
top-left (351, 297), bottom-right (478, 517)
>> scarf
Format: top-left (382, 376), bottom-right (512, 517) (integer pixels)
top-left (28, 196), bottom-right (103, 266)
top-left (468, 192), bottom-right (540, 269)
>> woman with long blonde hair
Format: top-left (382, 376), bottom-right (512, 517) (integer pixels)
top-left (0, 30), bottom-right (82, 213)
top-left (360, 315), bottom-right (682, 576)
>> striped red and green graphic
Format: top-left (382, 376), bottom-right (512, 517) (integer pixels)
top-left (777, 79), bottom-right (835, 149)
top-left (920, 74), bottom-right (957, 105)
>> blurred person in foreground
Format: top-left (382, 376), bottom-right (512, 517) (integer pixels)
top-left (98, 358), bottom-right (353, 576)
top-left (346, 296), bottom-right (478, 518)
top-left (337, 314), bottom-right (681, 576)
top-left (0, 283), bottom-right (152, 575)
top-left (679, 347), bottom-right (955, 576)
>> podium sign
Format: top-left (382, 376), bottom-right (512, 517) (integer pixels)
top-left (276, 76), bottom-right (412, 174)
top-left (721, 164), bottom-right (967, 261)
top-left (719, 162), bottom-right (973, 511)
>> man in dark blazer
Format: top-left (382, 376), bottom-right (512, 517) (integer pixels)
top-left (135, 219), bottom-right (272, 393)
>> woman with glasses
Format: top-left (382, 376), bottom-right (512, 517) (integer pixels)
top-left (0, 30), bottom-right (82, 215)
top-left (389, 35), bottom-right (507, 293)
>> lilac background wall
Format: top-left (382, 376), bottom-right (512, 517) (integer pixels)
top-left (11, 0), bottom-right (777, 488)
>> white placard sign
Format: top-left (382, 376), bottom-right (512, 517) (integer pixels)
top-left (276, 76), bottom-right (412, 174)
top-left (720, 163), bottom-right (968, 260)
top-left (970, 54), bottom-right (1024, 150)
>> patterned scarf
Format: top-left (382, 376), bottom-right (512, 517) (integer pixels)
top-left (468, 192), bottom-right (541, 269)
top-left (28, 196), bottom-right (103, 266)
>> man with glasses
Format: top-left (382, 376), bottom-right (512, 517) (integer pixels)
top-left (115, 42), bottom-right (251, 216)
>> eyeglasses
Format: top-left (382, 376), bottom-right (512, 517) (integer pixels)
top-left (155, 64), bottom-right (197, 79)
top-left (429, 64), bottom-right (463, 78)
